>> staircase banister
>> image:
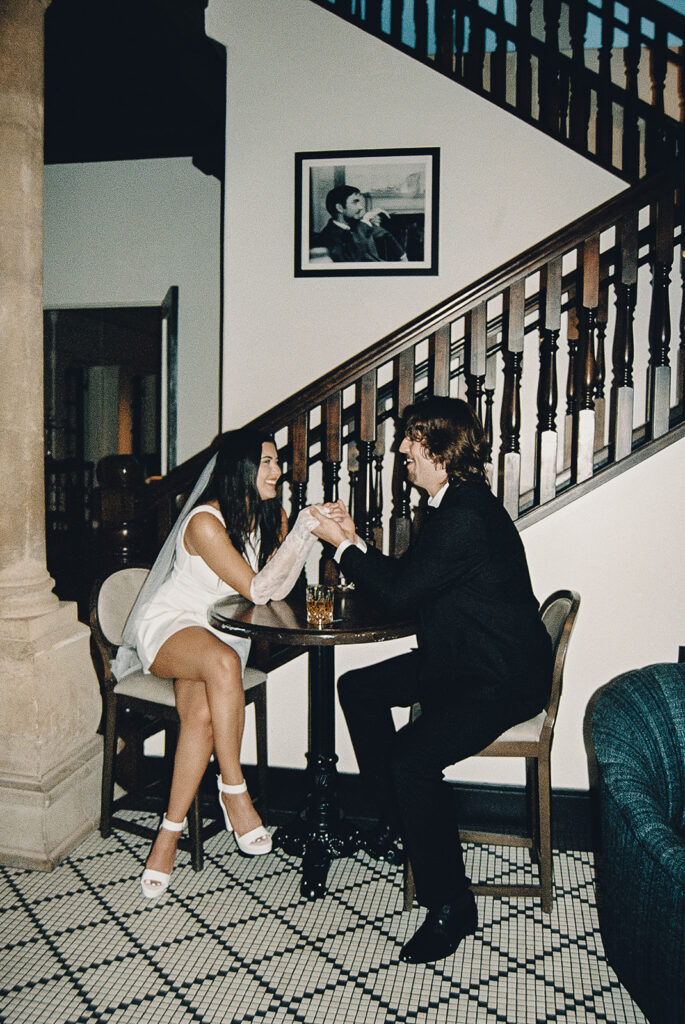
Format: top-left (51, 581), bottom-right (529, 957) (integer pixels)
top-left (248, 165), bottom-right (680, 434)
top-left (452, 0), bottom-right (685, 60)
top-left (107, 168), bottom-right (680, 544)
top-left (315, 0), bottom-right (683, 47)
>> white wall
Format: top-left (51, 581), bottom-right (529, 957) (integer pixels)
top-left (43, 158), bottom-right (221, 464)
top-left (208, 0), bottom-right (622, 428)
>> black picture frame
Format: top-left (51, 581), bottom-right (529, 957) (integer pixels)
top-left (295, 147), bottom-right (440, 277)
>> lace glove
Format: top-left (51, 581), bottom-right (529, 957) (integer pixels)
top-left (249, 507), bottom-right (319, 604)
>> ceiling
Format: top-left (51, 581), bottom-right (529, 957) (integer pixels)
top-left (44, 0), bottom-right (226, 180)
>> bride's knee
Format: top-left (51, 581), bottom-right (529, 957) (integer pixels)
top-left (207, 645), bottom-right (243, 687)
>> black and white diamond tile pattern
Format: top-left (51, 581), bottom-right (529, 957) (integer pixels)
top-left (1, 816), bottom-right (646, 1024)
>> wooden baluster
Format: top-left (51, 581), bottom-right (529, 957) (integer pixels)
top-left (539, 0), bottom-right (561, 137)
top-left (515, 0), bottom-right (533, 119)
top-left (609, 211), bottom-right (638, 461)
top-left (596, 0), bottom-right (613, 169)
top-left (321, 393), bottom-right (342, 584)
top-left (429, 323), bottom-right (451, 397)
top-left (347, 441), bottom-right (358, 524)
top-left (483, 352), bottom-right (497, 471)
top-left (572, 234), bottom-right (599, 483)
top-left (453, 1), bottom-right (465, 81)
top-left (389, 0), bottom-right (404, 44)
top-left (622, 5), bottom-right (641, 179)
top-left (568, 2), bottom-right (590, 154)
top-left (678, 244), bottom-right (685, 409)
top-left (390, 347), bottom-right (415, 558)
top-left (647, 190), bottom-right (674, 439)
top-left (435, 0), bottom-right (454, 76)
top-left (415, 0), bottom-right (428, 59)
top-left (288, 413), bottom-right (309, 523)
top-left (675, 34), bottom-right (679, 163)
top-left (535, 256), bottom-right (561, 505)
top-left (356, 370), bottom-right (377, 545)
top-left (594, 279), bottom-right (608, 453)
top-left (465, 302), bottom-right (487, 424)
top-left (371, 419), bottom-right (385, 551)
top-left (490, 0), bottom-right (508, 104)
top-left (466, 12), bottom-right (486, 92)
top-left (498, 283), bottom-right (524, 519)
top-left (322, 393), bottom-right (342, 504)
top-left (365, 0), bottom-right (383, 35)
top-left (646, 23), bottom-right (669, 174)
top-left (564, 289), bottom-right (579, 471)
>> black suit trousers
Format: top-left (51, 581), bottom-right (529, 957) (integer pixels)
top-left (338, 651), bottom-right (536, 910)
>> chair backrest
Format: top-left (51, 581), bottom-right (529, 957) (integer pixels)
top-left (90, 567), bottom-right (150, 664)
top-left (540, 589), bottom-right (581, 720)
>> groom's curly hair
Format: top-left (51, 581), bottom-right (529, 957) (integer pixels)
top-left (402, 397), bottom-right (488, 485)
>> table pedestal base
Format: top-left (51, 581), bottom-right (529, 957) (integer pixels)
top-left (274, 752), bottom-right (358, 899)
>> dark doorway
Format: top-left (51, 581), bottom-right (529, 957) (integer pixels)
top-left (44, 305), bottom-right (165, 474)
top-left (44, 302), bottom-right (178, 610)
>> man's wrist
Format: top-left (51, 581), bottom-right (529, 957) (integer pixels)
top-left (334, 536), bottom-right (367, 563)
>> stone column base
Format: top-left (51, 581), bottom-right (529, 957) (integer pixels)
top-left (0, 737), bottom-right (102, 870)
top-left (0, 601), bottom-right (103, 870)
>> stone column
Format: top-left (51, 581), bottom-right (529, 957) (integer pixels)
top-left (0, 0), bottom-right (102, 868)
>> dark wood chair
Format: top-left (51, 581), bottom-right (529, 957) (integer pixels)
top-left (403, 589), bottom-right (581, 913)
top-left (90, 566), bottom-right (269, 871)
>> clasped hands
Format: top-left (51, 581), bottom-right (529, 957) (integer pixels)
top-left (308, 499), bottom-right (357, 550)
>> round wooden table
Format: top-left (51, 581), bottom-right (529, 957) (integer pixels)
top-left (209, 587), bottom-right (414, 899)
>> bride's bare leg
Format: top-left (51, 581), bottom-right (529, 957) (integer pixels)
top-left (150, 627), bottom-right (265, 845)
top-left (144, 678), bottom-right (214, 878)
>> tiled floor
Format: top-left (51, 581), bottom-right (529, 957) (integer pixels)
top-left (1, 816), bottom-right (646, 1024)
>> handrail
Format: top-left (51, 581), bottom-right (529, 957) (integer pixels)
top-left (248, 166), bottom-right (679, 432)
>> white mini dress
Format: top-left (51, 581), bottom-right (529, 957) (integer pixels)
top-left (134, 504), bottom-right (257, 674)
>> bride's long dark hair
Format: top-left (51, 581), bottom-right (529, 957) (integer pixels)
top-left (196, 428), bottom-right (282, 568)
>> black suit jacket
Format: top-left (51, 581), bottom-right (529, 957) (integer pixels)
top-left (340, 479), bottom-right (552, 711)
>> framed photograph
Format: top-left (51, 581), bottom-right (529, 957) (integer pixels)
top-left (295, 147), bottom-right (440, 277)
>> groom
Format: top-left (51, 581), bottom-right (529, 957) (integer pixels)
top-left (311, 397), bottom-right (552, 964)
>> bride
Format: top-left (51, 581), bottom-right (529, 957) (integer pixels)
top-left (112, 428), bottom-right (318, 898)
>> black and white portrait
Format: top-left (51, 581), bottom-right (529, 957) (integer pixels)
top-left (295, 148), bottom-right (439, 277)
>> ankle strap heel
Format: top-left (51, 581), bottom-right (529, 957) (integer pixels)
top-left (140, 814), bottom-right (186, 900)
top-left (217, 776), bottom-right (247, 796)
top-left (161, 814), bottom-right (187, 832)
top-left (216, 775), bottom-right (272, 857)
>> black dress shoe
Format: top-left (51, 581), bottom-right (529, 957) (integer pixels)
top-left (355, 825), bottom-right (404, 865)
top-left (399, 892), bottom-right (478, 964)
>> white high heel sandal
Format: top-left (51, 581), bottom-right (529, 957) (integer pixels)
top-left (217, 775), bottom-right (272, 856)
top-left (140, 814), bottom-right (186, 899)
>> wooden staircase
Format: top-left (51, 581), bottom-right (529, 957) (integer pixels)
top-left (306, 0), bottom-right (685, 182)
top-left (96, 164), bottom-right (684, 583)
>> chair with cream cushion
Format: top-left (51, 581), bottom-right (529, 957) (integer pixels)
top-left (403, 589), bottom-right (580, 913)
top-left (91, 566), bottom-right (268, 871)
